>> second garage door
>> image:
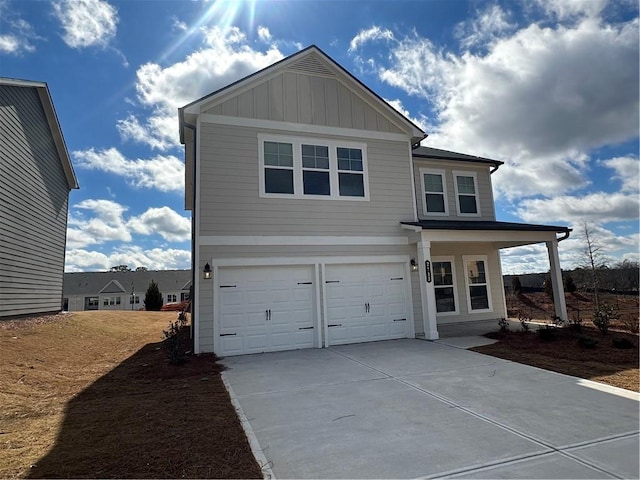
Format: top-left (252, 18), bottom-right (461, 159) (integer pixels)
top-left (325, 263), bottom-right (409, 346)
top-left (218, 265), bottom-right (316, 356)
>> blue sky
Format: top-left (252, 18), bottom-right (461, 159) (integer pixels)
top-left (1, 0), bottom-right (638, 274)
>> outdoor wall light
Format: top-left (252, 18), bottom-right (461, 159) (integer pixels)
top-left (203, 262), bottom-right (212, 279)
top-left (410, 258), bottom-right (419, 272)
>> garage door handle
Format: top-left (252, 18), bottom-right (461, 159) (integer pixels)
top-left (220, 333), bottom-right (237, 336)
top-left (393, 318), bottom-right (407, 322)
top-left (328, 324), bottom-right (342, 327)
top-left (298, 326), bottom-right (314, 330)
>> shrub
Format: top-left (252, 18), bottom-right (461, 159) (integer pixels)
top-left (511, 276), bottom-right (522, 296)
top-left (144, 280), bottom-right (164, 311)
top-left (612, 337), bottom-right (634, 349)
top-left (620, 313), bottom-right (639, 334)
top-left (538, 325), bottom-right (556, 341)
top-left (518, 312), bottom-right (531, 332)
top-left (163, 312), bottom-right (188, 364)
top-left (592, 304), bottom-right (618, 335)
top-left (564, 274), bottom-right (577, 293)
top-left (498, 317), bottom-right (510, 333)
top-left (568, 309), bottom-right (583, 333)
top-left (577, 335), bottom-right (598, 349)
top-left (543, 273), bottom-right (554, 300)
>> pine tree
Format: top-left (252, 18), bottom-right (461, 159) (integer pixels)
top-left (144, 280), bottom-right (164, 311)
top-left (511, 276), bottom-right (522, 295)
top-left (564, 273), bottom-right (577, 293)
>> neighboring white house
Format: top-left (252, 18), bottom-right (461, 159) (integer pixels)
top-left (63, 270), bottom-right (192, 312)
top-left (179, 45), bottom-right (571, 356)
top-left (0, 78), bottom-right (79, 318)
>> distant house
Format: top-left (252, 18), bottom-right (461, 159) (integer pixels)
top-left (0, 78), bottom-right (79, 318)
top-left (179, 45), bottom-right (571, 357)
top-left (63, 270), bottom-right (191, 311)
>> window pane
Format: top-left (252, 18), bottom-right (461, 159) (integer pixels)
top-left (457, 176), bottom-right (476, 194)
top-left (469, 285), bottom-right (489, 310)
top-left (338, 159), bottom-right (349, 170)
top-left (433, 262), bottom-right (453, 286)
top-left (435, 287), bottom-right (456, 313)
top-left (264, 141), bottom-right (293, 167)
top-left (338, 172), bottom-right (365, 197)
top-left (424, 174), bottom-right (443, 193)
top-left (264, 141), bottom-right (279, 154)
top-left (350, 160), bottom-right (363, 171)
top-left (426, 193), bottom-right (445, 213)
top-left (302, 144), bottom-right (329, 170)
top-left (302, 144), bottom-right (315, 156)
top-left (303, 171), bottom-right (330, 195)
top-left (459, 195), bottom-right (478, 214)
top-left (265, 168), bottom-right (294, 194)
top-left (337, 147), bottom-right (363, 171)
top-left (467, 261), bottom-right (486, 284)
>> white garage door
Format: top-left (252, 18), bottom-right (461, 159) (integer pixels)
top-left (325, 263), bottom-right (409, 346)
top-left (218, 265), bottom-right (316, 356)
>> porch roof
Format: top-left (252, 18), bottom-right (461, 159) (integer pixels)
top-left (402, 219), bottom-right (571, 234)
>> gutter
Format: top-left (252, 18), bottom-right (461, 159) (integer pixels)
top-left (489, 163), bottom-right (501, 174)
top-left (557, 229), bottom-right (571, 242)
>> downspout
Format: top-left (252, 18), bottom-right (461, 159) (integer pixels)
top-left (183, 121), bottom-right (197, 351)
top-left (557, 230), bottom-right (571, 242)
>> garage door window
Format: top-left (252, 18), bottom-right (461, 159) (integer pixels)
top-left (463, 256), bottom-right (492, 312)
top-left (433, 258), bottom-right (457, 314)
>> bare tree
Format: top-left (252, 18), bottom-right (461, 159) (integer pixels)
top-left (580, 221), bottom-right (607, 308)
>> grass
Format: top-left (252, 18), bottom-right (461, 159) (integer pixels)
top-left (0, 311), bottom-right (262, 479)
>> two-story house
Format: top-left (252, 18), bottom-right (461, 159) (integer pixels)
top-left (179, 45), bottom-right (570, 356)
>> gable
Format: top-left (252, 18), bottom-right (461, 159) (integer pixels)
top-left (201, 52), bottom-right (406, 136)
top-left (99, 280), bottom-right (126, 294)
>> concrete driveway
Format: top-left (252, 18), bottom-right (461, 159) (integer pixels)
top-left (221, 339), bottom-right (639, 479)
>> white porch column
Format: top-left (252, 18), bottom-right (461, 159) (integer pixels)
top-left (546, 239), bottom-right (568, 323)
top-left (417, 240), bottom-right (439, 340)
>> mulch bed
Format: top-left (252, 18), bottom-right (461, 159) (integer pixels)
top-left (25, 329), bottom-right (263, 479)
top-left (472, 326), bottom-right (639, 392)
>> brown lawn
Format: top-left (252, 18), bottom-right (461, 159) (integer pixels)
top-left (0, 311), bottom-right (262, 479)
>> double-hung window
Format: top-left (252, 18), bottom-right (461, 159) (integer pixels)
top-left (462, 255), bottom-right (492, 312)
top-left (259, 135), bottom-right (368, 200)
top-left (420, 168), bottom-right (448, 215)
top-left (432, 257), bottom-right (458, 315)
top-left (453, 171), bottom-right (480, 216)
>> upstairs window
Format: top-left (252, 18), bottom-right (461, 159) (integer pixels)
top-left (420, 168), bottom-right (448, 215)
top-left (454, 171), bottom-right (480, 216)
top-left (259, 135), bottom-right (368, 200)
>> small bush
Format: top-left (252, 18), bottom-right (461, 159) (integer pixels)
top-left (577, 335), bottom-right (599, 349)
top-left (620, 313), bottom-right (639, 334)
top-left (511, 276), bottom-right (522, 296)
top-left (568, 310), bottom-right (583, 333)
top-left (518, 312), bottom-right (531, 332)
top-left (612, 337), bottom-right (634, 349)
top-left (498, 317), bottom-right (510, 333)
top-left (163, 313), bottom-right (188, 365)
top-left (592, 304), bottom-right (618, 335)
top-left (538, 325), bottom-right (556, 341)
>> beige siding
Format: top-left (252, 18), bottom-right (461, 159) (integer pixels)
top-left (197, 123), bottom-right (415, 236)
top-left (0, 85), bottom-right (70, 317)
top-left (413, 159), bottom-right (495, 221)
top-left (203, 71), bottom-right (405, 135)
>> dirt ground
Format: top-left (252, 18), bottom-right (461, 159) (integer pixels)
top-left (0, 311), bottom-right (262, 479)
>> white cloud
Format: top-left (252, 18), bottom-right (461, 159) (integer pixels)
top-left (128, 207), bottom-right (191, 242)
top-left (533, 0), bottom-right (608, 21)
top-left (117, 25), bottom-right (284, 150)
top-left (517, 192), bottom-right (640, 224)
top-left (349, 26), bottom-right (395, 52)
top-left (602, 155), bottom-right (640, 193)
top-left (352, 14), bottom-right (639, 200)
top-left (65, 246), bottom-right (191, 272)
top-left (455, 4), bottom-right (516, 49)
top-left (74, 147), bottom-right (184, 192)
top-left (257, 26), bottom-right (272, 42)
top-left (52, 0), bottom-right (118, 49)
top-left (67, 199), bottom-right (191, 249)
top-left (0, 8), bottom-right (42, 54)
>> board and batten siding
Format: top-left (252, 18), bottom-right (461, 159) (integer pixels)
top-left (197, 123), bottom-right (415, 237)
top-left (0, 85), bottom-right (70, 317)
top-left (413, 159), bottom-right (495, 221)
top-left (203, 68), bottom-right (406, 135)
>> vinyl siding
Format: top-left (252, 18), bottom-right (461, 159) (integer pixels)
top-left (203, 70), bottom-right (405, 135)
top-left (413, 159), bottom-right (495, 221)
top-left (0, 85), bottom-right (70, 317)
top-left (197, 123), bottom-right (415, 236)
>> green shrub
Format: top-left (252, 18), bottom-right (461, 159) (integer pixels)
top-left (144, 280), bottom-right (164, 311)
top-left (592, 304), bottom-right (618, 335)
top-left (518, 312), bottom-right (531, 332)
top-left (163, 313), bottom-right (188, 364)
top-left (612, 337), bottom-right (634, 349)
top-left (498, 317), bottom-right (510, 333)
top-left (538, 325), bottom-right (556, 341)
top-left (568, 310), bottom-right (583, 333)
top-left (577, 335), bottom-right (598, 349)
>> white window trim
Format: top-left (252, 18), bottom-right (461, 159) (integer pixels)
top-left (432, 256), bottom-right (459, 316)
top-left (453, 170), bottom-right (481, 217)
top-left (258, 133), bottom-right (369, 201)
top-left (419, 168), bottom-right (448, 216)
top-left (462, 255), bottom-right (493, 313)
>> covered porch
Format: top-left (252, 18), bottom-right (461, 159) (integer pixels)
top-left (402, 220), bottom-right (572, 340)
